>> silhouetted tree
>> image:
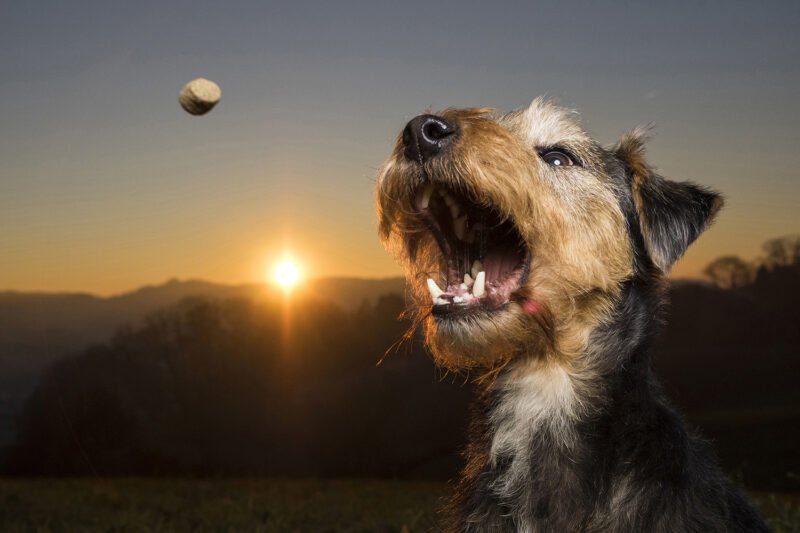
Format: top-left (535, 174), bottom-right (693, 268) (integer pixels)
top-left (703, 255), bottom-right (753, 289)
top-left (760, 234), bottom-right (800, 270)
top-left (10, 293), bottom-right (471, 478)
top-left (8, 236), bottom-right (800, 488)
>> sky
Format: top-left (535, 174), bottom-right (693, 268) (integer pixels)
top-left (1, 0), bottom-right (798, 294)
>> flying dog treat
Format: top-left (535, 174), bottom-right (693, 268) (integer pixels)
top-left (178, 78), bottom-right (221, 116)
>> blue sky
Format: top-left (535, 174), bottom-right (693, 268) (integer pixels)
top-left (1, 1), bottom-right (798, 293)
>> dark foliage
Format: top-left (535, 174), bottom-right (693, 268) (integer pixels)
top-left (10, 293), bottom-right (470, 478)
top-left (6, 243), bottom-right (799, 490)
top-left (654, 254), bottom-right (800, 490)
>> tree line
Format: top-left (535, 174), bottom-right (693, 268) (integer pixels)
top-left (8, 293), bottom-right (470, 477)
top-left (6, 235), bottom-right (799, 488)
top-left (703, 234), bottom-right (800, 290)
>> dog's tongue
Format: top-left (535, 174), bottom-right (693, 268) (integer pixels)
top-left (482, 243), bottom-right (522, 284)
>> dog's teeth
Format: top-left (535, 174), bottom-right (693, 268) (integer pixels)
top-left (449, 203), bottom-right (460, 218)
top-left (426, 278), bottom-right (444, 301)
top-left (459, 283), bottom-right (468, 290)
top-left (464, 273), bottom-right (473, 285)
top-left (453, 296), bottom-right (463, 303)
top-left (471, 260), bottom-right (483, 279)
top-left (453, 215), bottom-right (467, 240)
top-left (420, 184), bottom-right (434, 209)
top-left (473, 271), bottom-right (486, 298)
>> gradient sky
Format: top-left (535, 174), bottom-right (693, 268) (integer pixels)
top-left (1, 1), bottom-right (798, 294)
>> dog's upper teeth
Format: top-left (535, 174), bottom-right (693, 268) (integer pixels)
top-left (471, 260), bottom-right (483, 279)
top-left (453, 215), bottom-right (467, 240)
top-left (464, 273), bottom-right (473, 285)
top-left (473, 271), bottom-right (486, 298)
top-left (427, 278), bottom-right (445, 301)
top-left (420, 183), bottom-right (434, 209)
top-left (449, 202), bottom-right (460, 219)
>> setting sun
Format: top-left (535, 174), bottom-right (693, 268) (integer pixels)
top-left (274, 260), bottom-right (300, 289)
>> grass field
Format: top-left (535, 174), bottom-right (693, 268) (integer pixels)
top-left (0, 478), bottom-right (796, 532)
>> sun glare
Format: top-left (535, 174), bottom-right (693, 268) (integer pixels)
top-left (274, 260), bottom-right (300, 289)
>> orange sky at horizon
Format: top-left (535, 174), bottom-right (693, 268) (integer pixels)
top-left (0, 109), bottom-right (793, 296)
top-left (0, 213), bottom-right (781, 297)
top-left (1, 2), bottom-right (797, 296)
top-left (0, 115), bottom-right (794, 296)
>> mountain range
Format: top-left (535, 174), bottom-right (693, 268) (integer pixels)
top-left (0, 277), bottom-right (405, 447)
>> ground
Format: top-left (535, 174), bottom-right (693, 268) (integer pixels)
top-left (0, 479), bottom-right (796, 532)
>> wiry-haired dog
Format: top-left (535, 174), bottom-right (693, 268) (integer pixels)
top-left (375, 99), bottom-right (768, 532)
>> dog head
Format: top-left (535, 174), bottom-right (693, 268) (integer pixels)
top-left (376, 98), bottom-right (721, 372)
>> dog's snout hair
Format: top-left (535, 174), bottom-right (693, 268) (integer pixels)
top-left (375, 98), bottom-right (766, 531)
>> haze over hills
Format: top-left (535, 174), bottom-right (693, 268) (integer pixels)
top-left (1, 268), bottom-right (797, 488)
top-left (0, 276), bottom-right (405, 447)
top-left (0, 277), bottom-right (406, 354)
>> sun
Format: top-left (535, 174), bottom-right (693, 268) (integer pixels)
top-left (274, 260), bottom-right (300, 289)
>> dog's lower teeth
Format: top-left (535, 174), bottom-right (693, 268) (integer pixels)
top-left (427, 278), bottom-right (445, 301)
top-left (428, 271), bottom-right (486, 308)
top-left (473, 271), bottom-right (486, 298)
top-left (471, 260), bottom-right (483, 280)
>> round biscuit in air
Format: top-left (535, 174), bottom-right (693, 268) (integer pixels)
top-left (178, 78), bottom-right (221, 116)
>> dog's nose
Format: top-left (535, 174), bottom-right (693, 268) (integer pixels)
top-left (402, 114), bottom-right (458, 161)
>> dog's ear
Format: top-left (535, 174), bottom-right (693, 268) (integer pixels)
top-left (615, 130), bottom-right (723, 272)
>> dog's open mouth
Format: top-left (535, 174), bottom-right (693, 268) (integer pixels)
top-left (414, 182), bottom-right (530, 317)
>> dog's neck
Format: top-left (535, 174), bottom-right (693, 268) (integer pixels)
top-left (489, 359), bottom-right (588, 467)
top-left (488, 278), bottom-right (661, 462)
top-left (451, 280), bottom-right (673, 530)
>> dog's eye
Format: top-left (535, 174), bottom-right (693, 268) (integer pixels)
top-left (540, 150), bottom-right (575, 167)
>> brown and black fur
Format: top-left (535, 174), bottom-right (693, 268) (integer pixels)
top-left (375, 99), bottom-right (769, 532)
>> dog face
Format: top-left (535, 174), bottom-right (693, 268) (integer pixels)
top-left (376, 98), bottom-right (721, 372)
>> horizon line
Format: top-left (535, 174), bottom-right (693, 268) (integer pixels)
top-left (0, 274), bottom-right (710, 299)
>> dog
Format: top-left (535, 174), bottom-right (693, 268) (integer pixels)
top-left (375, 99), bottom-right (769, 532)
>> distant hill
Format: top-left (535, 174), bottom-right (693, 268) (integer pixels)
top-left (1, 273), bottom-right (797, 488)
top-left (0, 277), bottom-right (405, 447)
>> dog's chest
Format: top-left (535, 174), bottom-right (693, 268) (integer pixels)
top-left (484, 364), bottom-right (587, 511)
